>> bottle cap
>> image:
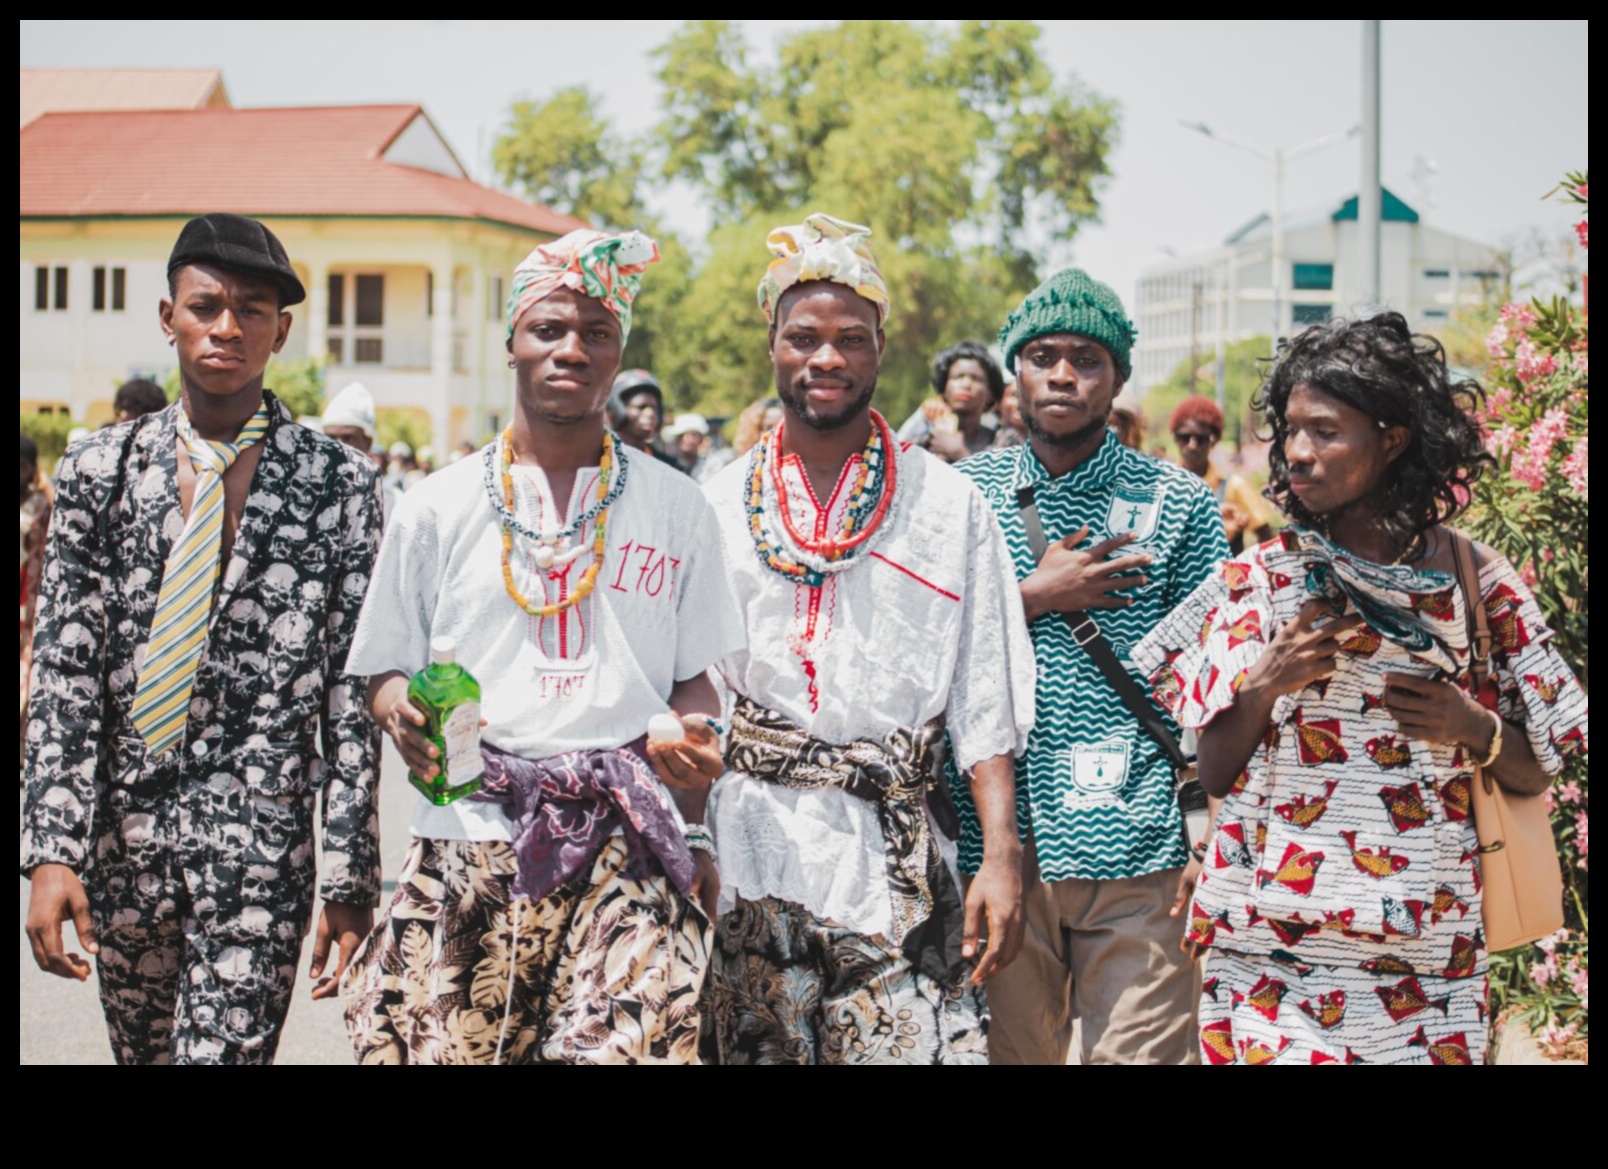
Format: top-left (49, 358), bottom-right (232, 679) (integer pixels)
top-left (429, 637), bottom-right (456, 665)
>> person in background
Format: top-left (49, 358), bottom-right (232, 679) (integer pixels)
top-left (20, 434), bottom-right (53, 763)
top-left (1134, 312), bottom-right (1588, 1065)
top-left (321, 382), bottom-right (399, 525)
top-left (451, 439), bottom-right (476, 464)
top-left (113, 378), bottom-right (169, 424)
top-left (411, 446), bottom-right (435, 486)
top-left (1108, 386), bottom-right (1146, 451)
top-left (384, 440), bottom-right (413, 498)
top-left (731, 396), bottom-right (785, 458)
top-left (1170, 396), bottom-right (1275, 555)
top-left (898, 340), bottom-right (1008, 462)
top-left (609, 369), bottom-right (674, 462)
top-left (994, 380), bottom-right (1026, 449)
top-left (664, 412), bottom-right (712, 478)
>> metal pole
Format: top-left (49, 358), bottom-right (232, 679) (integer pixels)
top-left (1359, 19), bottom-right (1383, 309)
top-left (1214, 260), bottom-right (1227, 413)
top-left (1271, 147), bottom-right (1285, 352)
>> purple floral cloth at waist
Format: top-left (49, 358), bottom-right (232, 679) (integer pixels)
top-left (469, 740), bottom-right (695, 904)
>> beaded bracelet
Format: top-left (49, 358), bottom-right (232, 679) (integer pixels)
top-left (683, 823), bottom-right (717, 862)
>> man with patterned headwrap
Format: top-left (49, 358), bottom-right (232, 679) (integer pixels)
top-left (700, 213), bottom-right (1036, 1064)
top-left (341, 228), bottom-right (746, 1065)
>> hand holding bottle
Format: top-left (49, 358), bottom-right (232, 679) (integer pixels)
top-left (645, 714), bottom-right (724, 792)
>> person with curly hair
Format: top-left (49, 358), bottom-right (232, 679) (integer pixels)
top-left (1169, 395), bottom-right (1275, 554)
top-left (1133, 312), bottom-right (1589, 1065)
top-left (898, 340), bottom-right (1007, 462)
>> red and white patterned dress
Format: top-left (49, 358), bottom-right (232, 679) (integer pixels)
top-left (1133, 528), bottom-right (1588, 1064)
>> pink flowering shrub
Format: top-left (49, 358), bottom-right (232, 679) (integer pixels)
top-left (1471, 171), bottom-right (1589, 1050)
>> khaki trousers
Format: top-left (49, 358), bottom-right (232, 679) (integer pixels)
top-left (985, 842), bottom-right (1200, 1065)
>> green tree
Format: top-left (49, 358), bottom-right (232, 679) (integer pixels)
top-left (493, 86), bottom-right (643, 230)
top-left (649, 20), bottom-right (1118, 422)
top-left (1143, 335), bottom-right (1273, 456)
top-left (161, 355), bottom-right (327, 420)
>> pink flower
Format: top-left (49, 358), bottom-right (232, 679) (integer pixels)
top-left (1531, 958), bottom-right (1557, 987)
top-left (1575, 808), bottom-right (1588, 866)
top-left (1486, 322), bottom-right (1510, 360)
top-left (1570, 967), bottom-right (1588, 1008)
top-left (1578, 183), bottom-right (1589, 198)
top-left (1562, 435), bottom-right (1588, 500)
top-left (1519, 559), bottom-right (1539, 587)
top-left (1538, 929), bottom-right (1567, 954)
top-left (1543, 787), bottom-right (1557, 813)
top-left (1487, 424), bottom-right (1518, 461)
top-left (1556, 780), bottom-right (1583, 805)
top-left (1515, 338), bottom-right (1559, 384)
top-left (1483, 384), bottom-right (1513, 422)
top-left (1500, 302), bottom-right (1538, 328)
top-left (1537, 1021), bottom-right (1578, 1049)
top-left (1509, 406), bottom-right (1571, 491)
top-left (1578, 220), bottom-right (1589, 250)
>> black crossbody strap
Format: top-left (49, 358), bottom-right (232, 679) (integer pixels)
top-left (1015, 485), bottom-right (1190, 770)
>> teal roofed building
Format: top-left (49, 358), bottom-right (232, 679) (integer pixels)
top-left (1133, 189), bottom-right (1499, 394)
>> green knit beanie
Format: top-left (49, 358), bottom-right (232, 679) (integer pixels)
top-left (998, 268), bottom-right (1137, 381)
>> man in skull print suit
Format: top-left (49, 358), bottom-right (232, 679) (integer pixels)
top-left (20, 214), bottom-right (384, 1064)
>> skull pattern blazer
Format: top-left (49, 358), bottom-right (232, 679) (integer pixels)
top-left (20, 394), bottom-right (385, 905)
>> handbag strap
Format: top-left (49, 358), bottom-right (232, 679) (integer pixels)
top-left (1016, 485), bottom-right (1190, 772)
top-left (1447, 528), bottom-right (1493, 691)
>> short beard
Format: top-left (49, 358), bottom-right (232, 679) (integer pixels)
top-left (1025, 406), bottom-right (1109, 451)
top-left (776, 375), bottom-right (877, 433)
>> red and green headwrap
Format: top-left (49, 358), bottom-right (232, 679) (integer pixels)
top-left (506, 229), bottom-right (660, 344)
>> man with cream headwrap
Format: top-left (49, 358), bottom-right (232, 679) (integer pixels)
top-left (341, 228), bottom-right (746, 1064)
top-left (699, 213), bottom-right (1035, 1064)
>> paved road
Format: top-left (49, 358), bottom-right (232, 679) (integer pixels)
top-left (19, 739), bottom-right (415, 1065)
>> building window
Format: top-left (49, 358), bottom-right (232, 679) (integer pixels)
top-left (355, 275), bottom-right (384, 327)
top-left (425, 270), bottom-right (433, 317)
top-left (1292, 303), bottom-right (1330, 325)
top-left (36, 265), bottom-right (70, 311)
top-left (355, 337), bottom-right (384, 364)
top-left (1422, 308), bottom-right (1449, 319)
top-left (328, 274), bottom-right (345, 326)
top-left (1463, 269), bottom-right (1501, 282)
top-left (1423, 268), bottom-right (1450, 279)
top-left (489, 275), bottom-right (504, 321)
top-left (91, 266), bottom-right (127, 312)
top-left (1292, 263), bottom-right (1334, 291)
top-left (327, 337), bottom-right (344, 365)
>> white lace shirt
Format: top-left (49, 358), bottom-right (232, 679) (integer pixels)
top-left (704, 438), bottom-right (1036, 937)
top-left (348, 446), bottom-right (746, 843)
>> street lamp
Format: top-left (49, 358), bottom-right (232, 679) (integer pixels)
top-left (1180, 120), bottom-right (1359, 349)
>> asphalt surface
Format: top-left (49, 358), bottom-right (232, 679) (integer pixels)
top-left (19, 738), bottom-right (415, 1065)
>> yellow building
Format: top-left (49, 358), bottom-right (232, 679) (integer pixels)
top-left (20, 97), bottom-right (583, 446)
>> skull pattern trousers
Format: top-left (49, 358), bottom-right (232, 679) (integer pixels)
top-left (87, 778), bottom-right (317, 1065)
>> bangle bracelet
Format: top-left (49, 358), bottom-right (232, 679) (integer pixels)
top-left (1473, 708), bottom-right (1504, 768)
top-left (682, 822), bottom-right (717, 862)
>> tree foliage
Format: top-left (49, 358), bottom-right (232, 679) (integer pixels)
top-left (493, 86), bottom-right (643, 230)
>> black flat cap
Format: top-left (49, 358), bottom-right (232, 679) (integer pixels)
top-left (167, 213), bottom-right (306, 306)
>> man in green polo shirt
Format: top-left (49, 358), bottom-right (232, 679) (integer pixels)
top-left (953, 269), bottom-right (1228, 1064)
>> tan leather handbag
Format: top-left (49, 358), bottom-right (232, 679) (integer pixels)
top-left (1450, 530), bottom-right (1564, 952)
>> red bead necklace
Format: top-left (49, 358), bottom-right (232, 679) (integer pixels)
top-left (769, 409), bottom-right (898, 561)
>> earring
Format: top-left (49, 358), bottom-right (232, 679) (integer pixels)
top-left (507, 358), bottom-right (516, 369)
top-left (167, 336), bottom-right (176, 346)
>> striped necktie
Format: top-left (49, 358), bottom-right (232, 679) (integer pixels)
top-left (131, 404), bottom-right (272, 754)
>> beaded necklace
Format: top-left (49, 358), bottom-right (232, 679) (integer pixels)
top-left (745, 410), bottom-right (899, 587)
top-left (493, 428), bottom-right (621, 617)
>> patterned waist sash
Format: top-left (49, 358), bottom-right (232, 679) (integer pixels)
top-left (727, 695), bottom-right (964, 979)
top-left (471, 742), bottom-right (695, 905)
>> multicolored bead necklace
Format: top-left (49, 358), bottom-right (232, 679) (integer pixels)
top-left (745, 409), bottom-right (899, 587)
top-left (490, 428), bottom-right (623, 617)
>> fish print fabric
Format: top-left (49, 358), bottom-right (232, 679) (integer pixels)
top-left (1132, 528), bottom-right (1588, 1061)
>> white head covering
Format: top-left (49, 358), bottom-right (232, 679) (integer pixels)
top-left (388, 440), bottom-right (413, 460)
top-left (664, 412), bottom-right (710, 440)
top-left (322, 382), bottom-right (376, 437)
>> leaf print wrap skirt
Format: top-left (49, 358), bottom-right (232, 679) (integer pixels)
top-left (342, 834), bottom-right (709, 1064)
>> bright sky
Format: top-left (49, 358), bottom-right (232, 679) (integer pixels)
top-left (22, 19), bottom-right (1588, 316)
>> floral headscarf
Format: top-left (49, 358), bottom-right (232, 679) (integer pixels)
top-left (505, 229), bottom-right (660, 344)
top-left (757, 212), bottom-right (890, 325)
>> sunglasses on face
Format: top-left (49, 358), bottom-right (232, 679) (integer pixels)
top-left (1173, 432), bottom-right (1216, 447)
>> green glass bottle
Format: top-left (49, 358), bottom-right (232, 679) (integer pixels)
top-left (407, 636), bottom-right (485, 805)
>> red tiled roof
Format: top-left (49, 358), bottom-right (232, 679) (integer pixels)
top-left (19, 104), bottom-right (588, 237)
top-left (20, 68), bottom-right (228, 127)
